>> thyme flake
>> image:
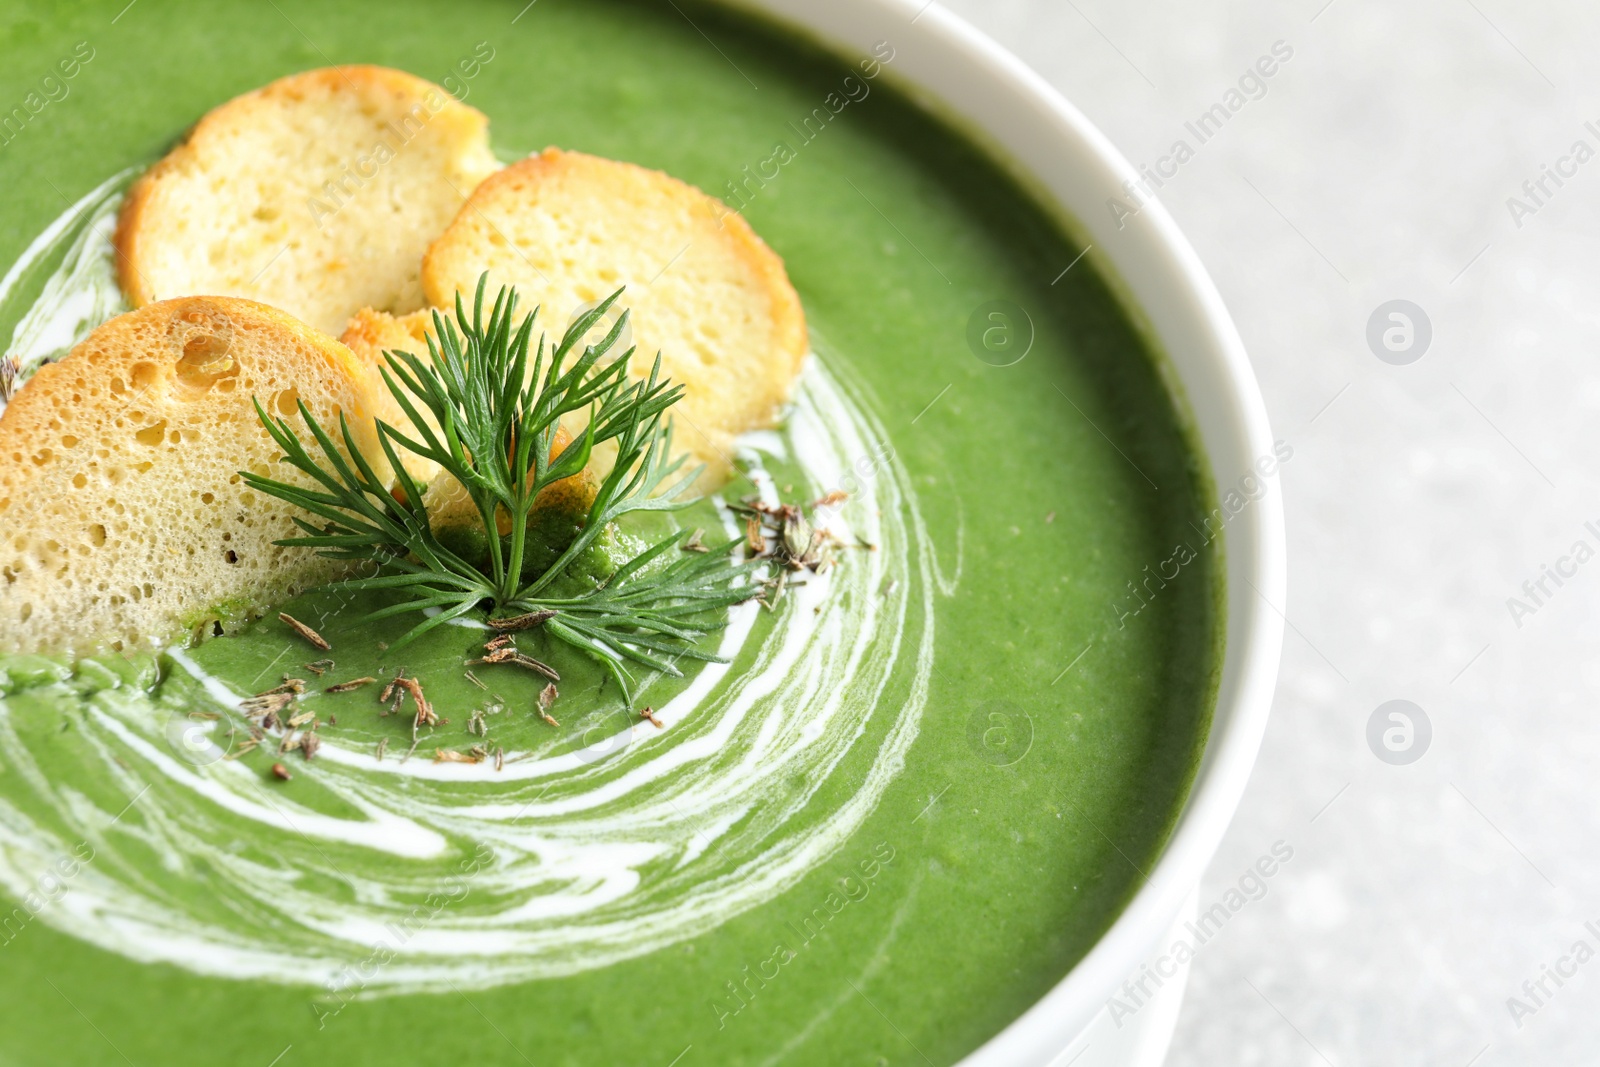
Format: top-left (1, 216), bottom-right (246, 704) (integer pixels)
top-left (278, 613), bottom-right (330, 651)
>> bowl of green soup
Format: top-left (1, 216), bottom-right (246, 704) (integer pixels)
top-left (0, 0), bottom-right (1282, 1064)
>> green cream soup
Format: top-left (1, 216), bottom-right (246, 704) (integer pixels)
top-left (0, 1), bottom-right (1221, 1063)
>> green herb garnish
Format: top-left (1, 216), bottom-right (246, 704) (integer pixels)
top-left (242, 277), bottom-right (754, 703)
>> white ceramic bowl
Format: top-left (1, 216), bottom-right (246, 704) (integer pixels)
top-left (726, 1), bottom-right (1288, 1061)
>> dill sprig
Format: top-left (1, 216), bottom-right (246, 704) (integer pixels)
top-left (242, 276), bottom-right (755, 702)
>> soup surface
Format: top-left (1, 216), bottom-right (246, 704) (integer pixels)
top-left (0, 1), bottom-right (1220, 1063)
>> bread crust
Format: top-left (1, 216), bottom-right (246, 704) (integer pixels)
top-left (421, 148), bottom-right (808, 482)
top-left (115, 65), bottom-right (497, 335)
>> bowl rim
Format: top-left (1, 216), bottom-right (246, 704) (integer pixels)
top-left (723, 0), bottom-right (1288, 1060)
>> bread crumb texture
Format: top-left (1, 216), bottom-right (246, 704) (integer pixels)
top-left (115, 66), bottom-right (498, 336)
top-left (0, 297), bottom-right (380, 655)
top-left (421, 148), bottom-right (808, 482)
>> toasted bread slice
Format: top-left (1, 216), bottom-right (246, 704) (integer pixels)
top-left (420, 148), bottom-right (808, 482)
top-left (0, 297), bottom-right (381, 655)
top-left (340, 307), bottom-right (443, 486)
top-left (115, 65), bottom-right (498, 336)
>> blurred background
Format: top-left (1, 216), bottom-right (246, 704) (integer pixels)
top-left (937, 1), bottom-right (1599, 1063)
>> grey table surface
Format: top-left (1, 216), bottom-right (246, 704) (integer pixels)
top-left (934, 1), bottom-right (1599, 1064)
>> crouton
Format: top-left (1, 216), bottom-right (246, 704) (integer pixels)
top-left (420, 148), bottom-right (807, 483)
top-left (0, 297), bottom-right (381, 653)
top-left (115, 65), bottom-right (497, 335)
